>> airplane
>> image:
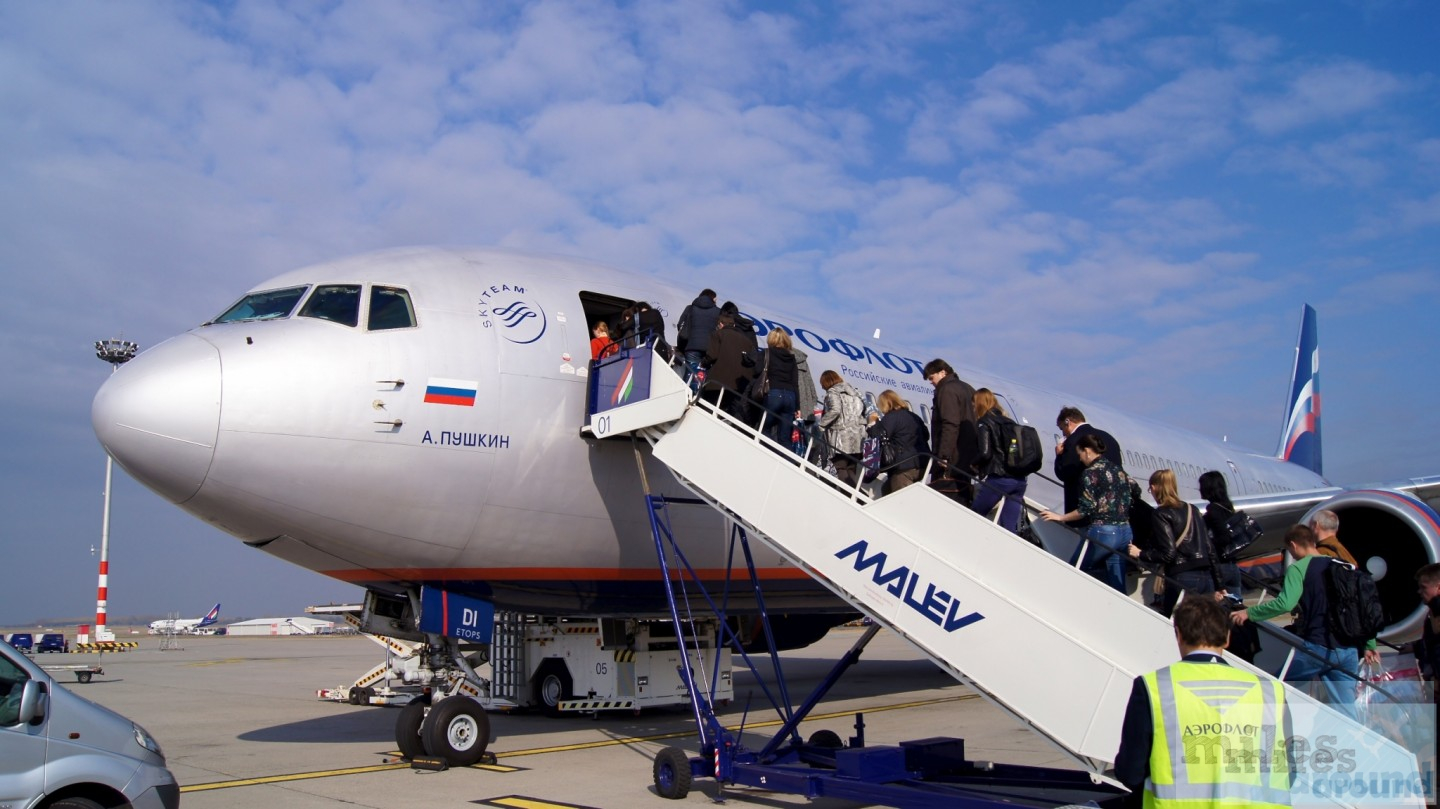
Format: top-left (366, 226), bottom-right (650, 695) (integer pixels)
top-left (92, 246), bottom-right (1439, 753)
top-left (147, 603), bottom-right (221, 635)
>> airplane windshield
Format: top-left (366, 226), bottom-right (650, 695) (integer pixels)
top-left (368, 286), bottom-right (416, 331)
top-left (299, 284), bottom-right (361, 327)
top-left (210, 286), bottom-right (309, 324)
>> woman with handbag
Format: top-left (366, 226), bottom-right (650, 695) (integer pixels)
top-left (1199, 470), bottom-right (1245, 597)
top-left (1128, 469), bottom-right (1216, 617)
top-left (865, 390), bottom-right (929, 494)
top-left (756, 330), bottom-right (800, 451)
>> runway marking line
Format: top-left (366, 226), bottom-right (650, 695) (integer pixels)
top-left (476, 796), bottom-right (600, 809)
top-left (180, 763), bottom-right (410, 792)
top-left (179, 693), bottom-right (976, 793)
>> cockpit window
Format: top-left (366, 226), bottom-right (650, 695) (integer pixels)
top-left (210, 285), bottom-right (309, 324)
top-left (369, 286), bottom-right (417, 331)
top-left (299, 284), bottom-right (361, 327)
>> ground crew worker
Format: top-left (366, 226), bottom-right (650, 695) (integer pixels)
top-left (1115, 596), bottom-right (1291, 808)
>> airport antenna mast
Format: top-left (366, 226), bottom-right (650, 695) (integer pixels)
top-left (93, 339), bottom-right (138, 643)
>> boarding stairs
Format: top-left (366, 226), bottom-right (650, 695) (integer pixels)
top-left (587, 347), bottom-right (1422, 805)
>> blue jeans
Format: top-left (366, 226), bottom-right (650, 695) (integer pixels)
top-left (1080, 523), bottom-right (1132, 593)
top-left (971, 477), bottom-right (1028, 534)
top-left (763, 389), bottom-right (798, 448)
top-left (1287, 641), bottom-right (1359, 721)
top-left (1159, 568), bottom-right (1217, 617)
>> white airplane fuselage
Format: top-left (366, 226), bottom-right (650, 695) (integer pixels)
top-left (92, 247), bottom-right (1437, 631)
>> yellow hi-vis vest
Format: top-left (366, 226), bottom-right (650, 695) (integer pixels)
top-left (1142, 660), bottom-right (1290, 808)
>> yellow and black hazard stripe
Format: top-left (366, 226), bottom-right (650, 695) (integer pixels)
top-left (559, 625), bottom-right (599, 634)
top-left (556, 698), bottom-right (636, 712)
top-left (613, 649), bottom-right (635, 662)
top-left (75, 641), bottom-right (138, 653)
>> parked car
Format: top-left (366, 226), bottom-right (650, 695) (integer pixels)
top-left (36, 634), bottom-right (69, 654)
top-left (4, 633), bottom-right (34, 653)
top-left (0, 640), bottom-right (179, 807)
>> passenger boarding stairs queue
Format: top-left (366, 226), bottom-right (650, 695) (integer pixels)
top-left (587, 344), bottom-right (1423, 807)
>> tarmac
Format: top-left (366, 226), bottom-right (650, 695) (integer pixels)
top-left (30, 625), bottom-right (1086, 809)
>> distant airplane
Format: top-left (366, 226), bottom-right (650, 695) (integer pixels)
top-left (93, 247), bottom-right (1439, 757)
top-left (148, 603), bottom-right (220, 635)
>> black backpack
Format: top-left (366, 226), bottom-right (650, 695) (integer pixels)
top-left (998, 421), bottom-right (1043, 477)
top-left (1324, 559), bottom-right (1386, 648)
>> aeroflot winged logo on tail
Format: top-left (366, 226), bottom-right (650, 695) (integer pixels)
top-left (835, 540), bottom-right (984, 632)
top-left (1280, 304), bottom-right (1322, 476)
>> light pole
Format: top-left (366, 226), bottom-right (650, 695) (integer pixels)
top-left (93, 339), bottom-right (138, 642)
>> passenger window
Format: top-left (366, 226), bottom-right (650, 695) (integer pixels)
top-left (369, 286), bottom-right (416, 331)
top-left (299, 284), bottom-right (361, 327)
top-left (210, 285), bottom-right (309, 323)
top-left (0, 654), bottom-right (29, 726)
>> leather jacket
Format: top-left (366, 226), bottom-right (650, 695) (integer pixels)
top-left (1142, 503), bottom-right (1213, 573)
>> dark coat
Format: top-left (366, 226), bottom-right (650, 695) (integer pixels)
top-left (635, 307), bottom-right (665, 345)
top-left (1140, 503), bottom-right (1213, 574)
top-left (870, 409), bottom-right (929, 473)
top-left (677, 295), bottom-right (720, 354)
top-left (702, 327), bottom-right (756, 395)
top-left (758, 347), bottom-right (798, 393)
top-left (974, 408), bottom-right (1020, 479)
top-left (930, 373), bottom-right (977, 475)
top-left (1055, 422), bottom-right (1123, 513)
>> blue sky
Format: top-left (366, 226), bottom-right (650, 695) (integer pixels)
top-left (2, 1), bottom-right (1437, 625)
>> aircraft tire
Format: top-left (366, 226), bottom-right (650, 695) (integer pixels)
top-left (653, 746), bottom-right (692, 800)
top-left (421, 697), bottom-right (490, 767)
top-left (395, 699), bottom-right (428, 761)
top-left (348, 687), bottom-right (362, 705)
top-left (532, 660), bottom-right (573, 715)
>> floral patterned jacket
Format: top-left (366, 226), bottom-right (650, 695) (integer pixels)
top-left (1078, 458), bottom-right (1132, 525)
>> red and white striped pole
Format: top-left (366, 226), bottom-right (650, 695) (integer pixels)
top-left (94, 339), bottom-right (138, 643)
top-left (95, 451), bottom-right (114, 642)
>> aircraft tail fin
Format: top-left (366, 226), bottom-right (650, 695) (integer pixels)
top-left (1277, 304), bottom-right (1322, 476)
top-left (199, 603), bottom-right (220, 626)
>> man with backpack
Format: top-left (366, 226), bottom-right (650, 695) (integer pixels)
top-left (1231, 524), bottom-right (1381, 720)
top-left (1309, 509), bottom-right (1359, 566)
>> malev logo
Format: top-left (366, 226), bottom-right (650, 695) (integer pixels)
top-left (479, 283), bottom-right (547, 345)
top-left (835, 539), bottom-right (984, 632)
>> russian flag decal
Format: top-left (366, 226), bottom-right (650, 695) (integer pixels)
top-left (424, 377), bottom-right (479, 407)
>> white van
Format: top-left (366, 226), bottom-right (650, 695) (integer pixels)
top-left (0, 640), bottom-right (178, 808)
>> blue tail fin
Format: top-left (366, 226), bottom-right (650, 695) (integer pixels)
top-left (1277, 304), bottom-right (1322, 476)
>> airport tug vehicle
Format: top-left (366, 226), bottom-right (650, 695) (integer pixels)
top-left (318, 594), bottom-right (732, 765)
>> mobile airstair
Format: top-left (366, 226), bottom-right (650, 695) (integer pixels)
top-left (586, 346), bottom-right (1425, 808)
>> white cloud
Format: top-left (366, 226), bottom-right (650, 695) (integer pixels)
top-left (1247, 61), bottom-right (1407, 135)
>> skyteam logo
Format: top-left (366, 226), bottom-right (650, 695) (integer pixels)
top-left (479, 283), bottom-right (547, 345)
top-left (835, 539), bottom-right (984, 632)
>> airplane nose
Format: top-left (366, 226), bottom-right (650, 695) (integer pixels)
top-left (92, 333), bottom-right (220, 504)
